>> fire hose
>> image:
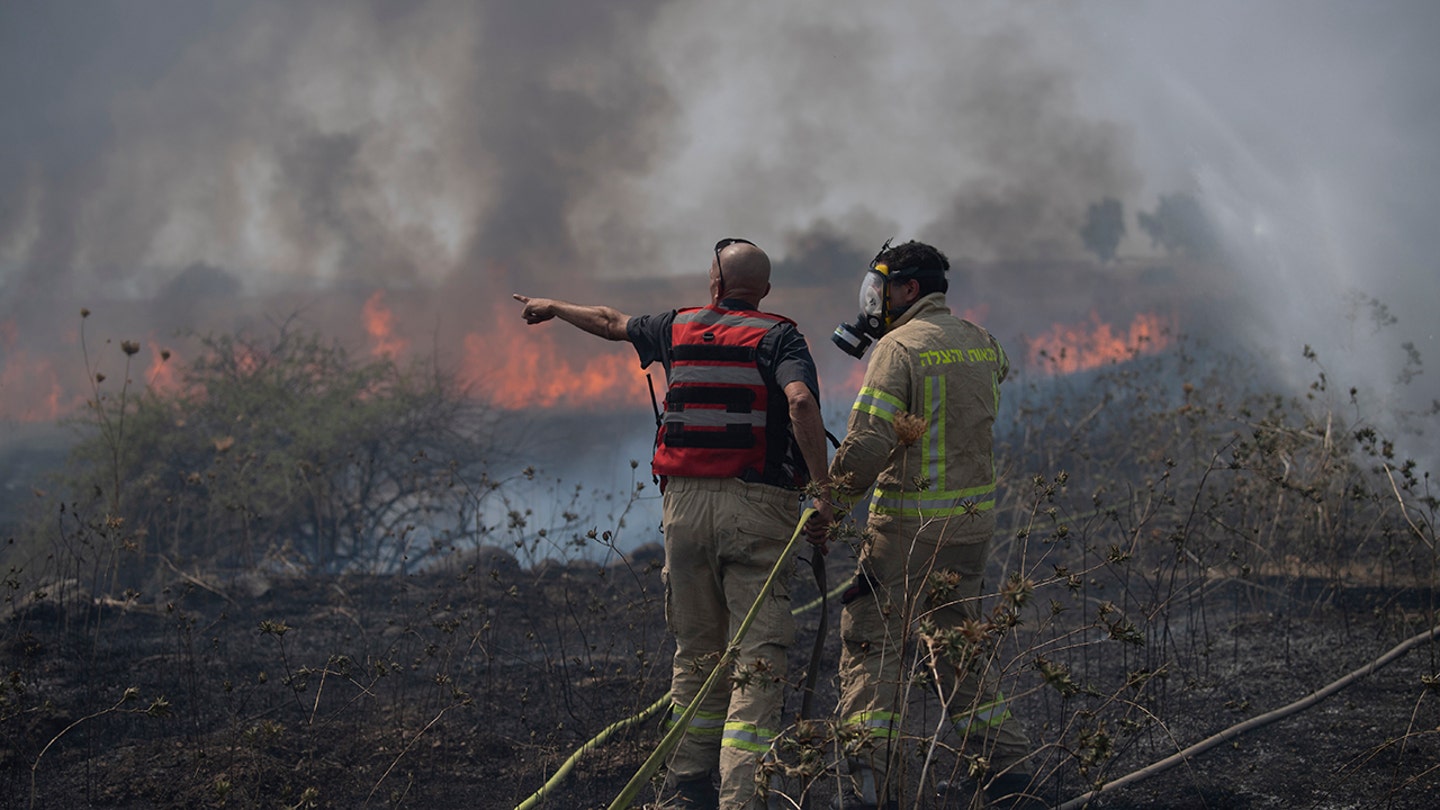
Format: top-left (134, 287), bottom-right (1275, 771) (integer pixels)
top-left (1052, 621), bottom-right (1440, 810)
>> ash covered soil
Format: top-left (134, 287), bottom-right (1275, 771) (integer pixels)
top-left (3, 547), bottom-right (1437, 810)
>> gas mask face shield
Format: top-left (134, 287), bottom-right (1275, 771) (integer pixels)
top-left (858, 267), bottom-right (889, 323)
top-left (831, 245), bottom-right (897, 359)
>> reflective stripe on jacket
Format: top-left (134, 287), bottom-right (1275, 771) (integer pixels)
top-left (652, 305), bottom-right (797, 483)
top-left (830, 294), bottom-right (1008, 521)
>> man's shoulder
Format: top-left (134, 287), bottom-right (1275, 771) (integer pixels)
top-left (625, 309), bottom-right (679, 351)
top-left (731, 306), bottom-right (798, 330)
top-left (630, 309), bottom-right (678, 328)
top-left (759, 308), bottom-right (798, 326)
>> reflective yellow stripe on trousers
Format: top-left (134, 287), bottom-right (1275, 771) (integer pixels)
top-left (721, 721), bottom-right (778, 754)
top-left (843, 710), bottom-right (902, 740)
top-left (666, 703), bottom-right (726, 736)
top-left (950, 692), bottom-right (1013, 732)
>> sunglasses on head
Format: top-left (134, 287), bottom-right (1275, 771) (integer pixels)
top-left (714, 237), bottom-right (755, 291)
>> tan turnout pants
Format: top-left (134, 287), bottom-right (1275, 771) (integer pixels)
top-left (662, 476), bottom-right (800, 809)
top-left (836, 512), bottom-right (1030, 800)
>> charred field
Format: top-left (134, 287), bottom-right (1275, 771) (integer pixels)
top-left (2, 537), bottom-right (1436, 809)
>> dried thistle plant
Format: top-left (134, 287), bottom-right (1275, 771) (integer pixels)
top-left (894, 411), bottom-right (928, 446)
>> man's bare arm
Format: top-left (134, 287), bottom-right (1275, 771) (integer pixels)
top-left (785, 380), bottom-right (834, 544)
top-left (512, 294), bottom-right (631, 341)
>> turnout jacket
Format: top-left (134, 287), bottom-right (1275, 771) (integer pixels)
top-left (830, 293), bottom-right (1008, 526)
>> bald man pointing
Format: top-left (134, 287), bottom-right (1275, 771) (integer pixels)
top-left (514, 238), bottom-right (832, 809)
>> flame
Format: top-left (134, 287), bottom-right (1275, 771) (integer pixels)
top-left (1, 319), bottom-right (70, 421)
top-left (4, 293), bottom-right (1041, 425)
top-left (0, 348), bottom-right (67, 422)
top-left (145, 341), bottom-right (181, 393)
top-left (1026, 310), bottom-right (1173, 375)
top-left (2, 317), bottom-right (191, 422)
top-left (462, 302), bottom-right (650, 410)
top-left (363, 291), bottom-right (409, 360)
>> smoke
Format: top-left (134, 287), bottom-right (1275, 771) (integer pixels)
top-left (0, 0), bottom-right (675, 304)
top-left (2, 1), bottom-right (1438, 488)
top-left (1062, 1), bottom-right (1440, 464)
top-left (628, 3), bottom-right (1142, 272)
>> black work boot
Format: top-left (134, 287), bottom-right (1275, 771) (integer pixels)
top-left (829, 763), bottom-right (898, 810)
top-left (829, 788), bottom-right (898, 810)
top-left (936, 772), bottom-right (1042, 809)
top-left (981, 771), bottom-right (1042, 809)
top-left (660, 775), bottom-right (720, 810)
top-left (935, 777), bottom-right (981, 809)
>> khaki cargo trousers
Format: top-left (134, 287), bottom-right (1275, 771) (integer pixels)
top-left (836, 512), bottom-right (1031, 799)
top-left (662, 476), bottom-right (800, 809)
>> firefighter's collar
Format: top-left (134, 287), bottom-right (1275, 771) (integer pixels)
top-left (887, 292), bottom-right (949, 330)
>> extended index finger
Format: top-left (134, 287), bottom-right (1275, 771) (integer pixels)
top-left (511, 293), bottom-right (529, 304)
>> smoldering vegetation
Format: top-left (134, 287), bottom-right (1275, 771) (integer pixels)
top-left (1, 317), bottom-right (1435, 809)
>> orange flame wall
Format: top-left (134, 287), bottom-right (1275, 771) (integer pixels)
top-left (0, 349), bottom-right (66, 421)
top-left (358, 292), bottom-right (651, 411)
top-left (1026, 310), bottom-right (1174, 375)
top-left (460, 301), bottom-right (650, 410)
top-left (0, 338), bottom-right (176, 423)
top-left (6, 297), bottom-right (1177, 424)
top-left (1, 319), bottom-right (75, 422)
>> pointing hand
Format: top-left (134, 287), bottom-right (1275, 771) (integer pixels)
top-left (512, 294), bottom-right (556, 324)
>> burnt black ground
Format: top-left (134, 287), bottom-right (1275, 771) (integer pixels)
top-left (2, 550), bottom-right (1437, 810)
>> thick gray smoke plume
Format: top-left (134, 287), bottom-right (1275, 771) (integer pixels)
top-left (0, 0), bottom-right (674, 301)
top-left (2, 1), bottom-right (1437, 472)
top-left (0, 2), bottom-right (1149, 308)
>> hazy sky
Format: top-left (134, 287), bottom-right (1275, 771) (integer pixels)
top-left (2, 0), bottom-right (1436, 414)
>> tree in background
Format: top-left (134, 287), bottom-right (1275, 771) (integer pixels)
top-left (1137, 191), bottom-right (1223, 259)
top-left (1080, 197), bottom-right (1126, 263)
top-left (45, 317), bottom-right (504, 587)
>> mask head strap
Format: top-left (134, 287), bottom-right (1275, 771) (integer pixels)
top-left (868, 238), bottom-right (894, 273)
top-left (872, 238), bottom-right (944, 283)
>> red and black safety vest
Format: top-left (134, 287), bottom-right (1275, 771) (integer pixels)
top-left (652, 305), bottom-right (798, 485)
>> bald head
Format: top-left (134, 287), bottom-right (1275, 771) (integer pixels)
top-left (711, 240), bottom-right (772, 307)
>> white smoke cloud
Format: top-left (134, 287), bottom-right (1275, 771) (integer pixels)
top-left (1061, 1), bottom-right (1440, 458)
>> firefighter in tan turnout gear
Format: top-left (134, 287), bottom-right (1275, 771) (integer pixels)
top-left (826, 240), bottom-right (1038, 810)
top-left (513, 238), bottom-right (832, 810)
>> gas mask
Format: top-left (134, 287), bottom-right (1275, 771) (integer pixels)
top-left (830, 261), bottom-right (895, 359)
top-left (832, 240), bottom-right (947, 358)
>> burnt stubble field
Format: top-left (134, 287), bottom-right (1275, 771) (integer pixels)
top-left (3, 543), bottom-right (1436, 809)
